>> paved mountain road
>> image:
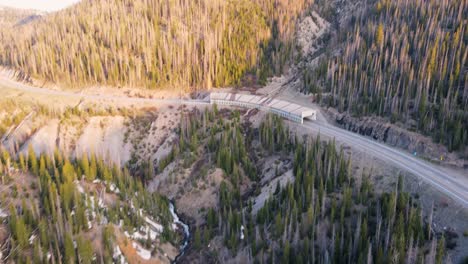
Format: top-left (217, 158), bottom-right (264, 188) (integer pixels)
top-left (0, 74), bottom-right (209, 105)
top-left (304, 120), bottom-right (468, 207)
top-left (1, 75), bottom-right (467, 207)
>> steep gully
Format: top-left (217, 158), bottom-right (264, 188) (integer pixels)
top-left (169, 202), bottom-right (190, 263)
top-left (1, 76), bottom-right (467, 207)
top-left (1, 76), bottom-right (467, 258)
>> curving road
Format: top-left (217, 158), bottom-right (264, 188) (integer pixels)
top-left (303, 120), bottom-right (468, 207)
top-left (1, 75), bottom-right (467, 207)
top-left (0, 74), bottom-right (209, 106)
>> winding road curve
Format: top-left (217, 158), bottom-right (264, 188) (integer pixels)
top-left (1, 75), bottom-right (467, 207)
top-left (304, 120), bottom-right (468, 207)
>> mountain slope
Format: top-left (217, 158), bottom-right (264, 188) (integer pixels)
top-left (0, 0), bottom-right (312, 89)
top-left (0, 6), bottom-right (43, 27)
top-left (304, 0), bottom-right (467, 152)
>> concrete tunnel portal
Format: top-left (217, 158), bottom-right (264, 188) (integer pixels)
top-left (209, 92), bottom-right (317, 124)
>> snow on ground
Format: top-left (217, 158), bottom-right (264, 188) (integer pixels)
top-left (84, 193), bottom-right (107, 228)
top-left (74, 180), bottom-right (85, 193)
top-left (89, 196), bottom-right (105, 209)
top-left (29, 234), bottom-right (36, 245)
top-left (132, 242), bottom-right (152, 260)
top-left (132, 226), bottom-right (158, 241)
top-left (113, 245), bottom-right (127, 264)
top-left (0, 207), bottom-right (8, 217)
top-left (145, 216), bottom-right (164, 232)
top-left (109, 183), bottom-right (120, 193)
top-left (126, 216), bottom-right (164, 241)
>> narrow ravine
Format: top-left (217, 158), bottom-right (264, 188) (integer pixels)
top-left (169, 202), bottom-right (190, 263)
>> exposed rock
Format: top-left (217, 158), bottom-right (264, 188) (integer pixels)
top-left (20, 118), bottom-right (59, 156)
top-left (76, 116), bottom-right (131, 165)
top-left (326, 108), bottom-right (466, 168)
top-left (296, 11), bottom-right (330, 57)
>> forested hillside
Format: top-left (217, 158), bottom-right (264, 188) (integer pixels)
top-left (305, 0), bottom-right (467, 151)
top-left (0, 0), bottom-right (311, 89)
top-left (172, 113), bottom-right (456, 263)
top-left (0, 147), bottom-right (180, 263)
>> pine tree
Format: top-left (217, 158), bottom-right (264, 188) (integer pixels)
top-left (436, 236), bottom-right (445, 264)
top-left (64, 233), bottom-right (75, 264)
top-left (375, 23), bottom-right (384, 48)
top-left (28, 145), bottom-right (38, 175)
top-left (194, 227), bottom-right (202, 250)
top-left (81, 153), bottom-right (90, 180)
top-left (77, 235), bottom-right (93, 264)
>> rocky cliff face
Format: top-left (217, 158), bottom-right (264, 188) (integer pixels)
top-left (326, 108), bottom-right (467, 168)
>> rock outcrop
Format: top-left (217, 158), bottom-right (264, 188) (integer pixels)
top-left (326, 108), bottom-right (467, 168)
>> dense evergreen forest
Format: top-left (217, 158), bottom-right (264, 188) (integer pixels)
top-left (203, 115), bottom-right (453, 263)
top-left (303, 0), bottom-right (467, 151)
top-left (0, 103), bottom-right (462, 263)
top-left (0, 146), bottom-right (177, 263)
top-left (160, 108), bottom-right (456, 263)
top-left (0, 0), bottom-right (311, 89)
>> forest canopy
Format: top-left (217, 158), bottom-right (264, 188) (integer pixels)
top-left (0, 0), bottom-right (312, 89)
top-left (303, 0), bottom-right (467, 151)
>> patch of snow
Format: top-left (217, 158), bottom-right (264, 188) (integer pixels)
top-left (74, 180), bottom-right (85, 194)
top-left (109, 183), bottom-right (120, 194)
top-left (145, 217), bottom-right (163, 233)
top-left (240, 225), bottom-right (245, 240)
top-left (146, 228), bottom-right (159, 240)
top-left (29, 234), bottom-right (36, 245)
top-left (90, 196), bottom-right (105, 209)
top-left (131, 231), bottom-right (147, 241)
top-left (113, 245), bottom-right (127, 264)
top-left (132, 242), bottom-right (152, 260)
top-left (89, 196), bottom-right (97, 218)
top-left (0, 207), bottom-right (8, 217)
top-left (100, 215), bottom-right (108, 225)
top-left (131, 224), bottom-right (158, 241)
